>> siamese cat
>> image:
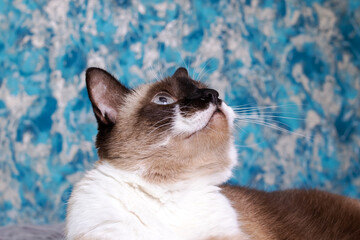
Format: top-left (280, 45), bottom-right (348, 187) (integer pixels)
top-left (66, 67), bottom-right (360, 240)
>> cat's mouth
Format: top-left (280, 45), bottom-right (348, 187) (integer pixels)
top-left (185, 108), bottom-right (224, 139)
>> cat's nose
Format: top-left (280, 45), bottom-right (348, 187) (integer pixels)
top-left (201, 88), bottom-right (220, 105)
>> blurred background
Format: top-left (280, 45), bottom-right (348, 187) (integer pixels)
top-left (0, 0), bottom-right (359, 226)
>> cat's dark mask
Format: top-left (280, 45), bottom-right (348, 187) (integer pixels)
top-left (86, 67), bottom-right (221, 126)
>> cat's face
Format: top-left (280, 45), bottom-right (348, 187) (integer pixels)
top-left (86, 67), bottom-right (237, 184)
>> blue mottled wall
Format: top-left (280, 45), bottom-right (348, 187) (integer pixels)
top-left (0, 0), bottom-right (359, 225)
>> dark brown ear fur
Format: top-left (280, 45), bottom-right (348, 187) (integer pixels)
top-left (86, 67), bottom-right (132, 159)
top-left (172, 67), bottom-right (189, 78)
top-left (86, 67), bottom-right (130, 125)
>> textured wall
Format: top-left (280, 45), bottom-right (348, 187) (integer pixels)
top-left (0, 0), bottom-right (359, 225)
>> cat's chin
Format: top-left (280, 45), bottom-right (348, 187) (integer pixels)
top-left (184, 108), bottom-right (225, 139)
top-left (209, 109), bottom-right (227, 126)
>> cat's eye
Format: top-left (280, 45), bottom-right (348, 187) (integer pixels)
top-left (152, 92), bottom-right (176, 105)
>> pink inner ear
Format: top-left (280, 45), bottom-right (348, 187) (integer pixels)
top-left (90, 81), bottom-right (119, 124)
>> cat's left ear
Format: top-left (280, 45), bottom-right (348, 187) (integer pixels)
top-left (172, 67), bottom-right (189, 78)
top-left (86, 67), bottom-right (130, 125)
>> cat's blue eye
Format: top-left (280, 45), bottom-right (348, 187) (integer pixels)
top-left (152, 92), bottom-right (175, 105)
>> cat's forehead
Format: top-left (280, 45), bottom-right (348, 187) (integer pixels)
top-left (147, 76), bottom-right (207, 98)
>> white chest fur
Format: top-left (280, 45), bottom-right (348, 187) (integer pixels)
top-left (66, 163), bottom-right (246, 240)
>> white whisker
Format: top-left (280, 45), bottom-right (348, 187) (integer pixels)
top-left (150, 65), bottom-right (160, 82)
top-left (235, 115), bottom-right (305, 121)
top-left (231, 103), bottom-right (300, 112)
top-left (179, 53), bottom-right (189, 72)
top-left (196, 59), bottom-right (212, 81)
top-left (235, 118), bottom-right (308, 139)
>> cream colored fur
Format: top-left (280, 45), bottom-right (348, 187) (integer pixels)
top-left (66, 162), bottom-right (249, 240)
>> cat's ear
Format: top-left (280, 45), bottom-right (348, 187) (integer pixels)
top-left (86, 67), bottom-right (130, 125)
top-left (172, 67), bottom-right (189, 78)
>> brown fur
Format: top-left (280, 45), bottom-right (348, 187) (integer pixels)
top-left (221, 184), bottom-right (360, 240)
top-left (83, 67), bottom-right (360, 239)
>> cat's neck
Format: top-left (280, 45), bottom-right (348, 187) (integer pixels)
top-left (70, 160), bottom-right (246, 239)
top-left (93, 160), bottom-right (232, 196)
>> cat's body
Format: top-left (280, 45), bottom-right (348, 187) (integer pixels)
top-left (66, 67), bottom-right (360, 240)
top-left (222, 185), bottom-right (360, 239)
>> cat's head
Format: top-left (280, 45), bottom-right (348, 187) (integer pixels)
top-left (86, 67), bottom-right (237, 185)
